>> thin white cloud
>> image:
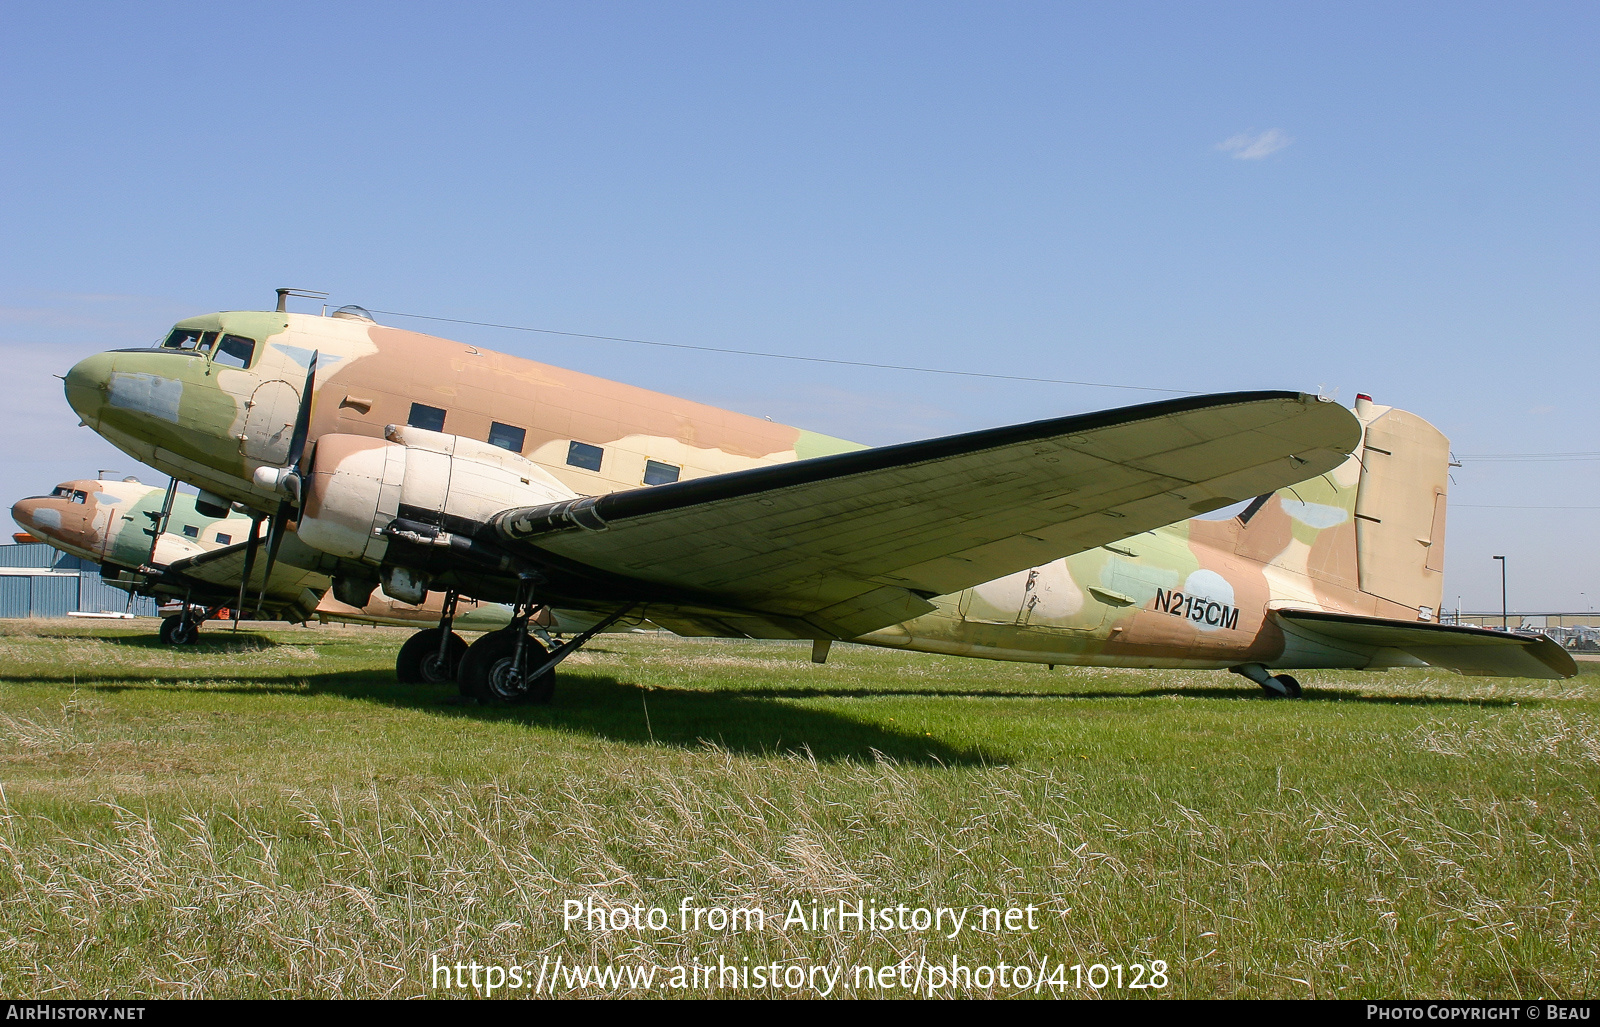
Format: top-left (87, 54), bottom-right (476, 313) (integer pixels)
top-left (1216, 129), bottom-right (1292, 160)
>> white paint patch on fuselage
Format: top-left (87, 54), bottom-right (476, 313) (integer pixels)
top-left (1182, 569), bottom-right (1236, 633)
top-left (107, 372), bottom-right (182, 424)
top-left (1024, 559), bottom-right (1087, 624)
top-left (27, 507), bottom-right (62, 530)
top-left (1281, 499), bottom-right (1348, 529)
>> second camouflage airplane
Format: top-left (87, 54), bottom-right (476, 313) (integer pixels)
top-left (57, 293), bottom-right (1574, 702)
top-left (10, 475), bottom-right (515, 653)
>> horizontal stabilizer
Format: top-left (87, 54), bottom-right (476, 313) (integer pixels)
top-left (1275, 609), bottom-right (1578, 680)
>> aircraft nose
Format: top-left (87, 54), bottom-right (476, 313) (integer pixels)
top-left (63, 351), bottom-right (116, 428)
top-left (10, 497), bottom-right (58, 535)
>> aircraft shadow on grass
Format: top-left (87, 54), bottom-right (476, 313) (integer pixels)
top-left (29, 662), bottom-right (1527, 771)
top-left (31, 659), bottom-right (995, 766)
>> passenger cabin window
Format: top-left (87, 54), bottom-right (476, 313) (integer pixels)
top-left (566, 441), bottom-right (603, 472)
top-left (182, 524), bottom-right (199, 538)
top-left (488, 422), bottom-right (526, 453)
top-left (215, 533), bottom-right (232, 545)
top-left (643, 460), bottom-right (680, 486)
top-left (408, 403), bottom-right (447, 433)
top-left (212, 334), bottom-right (256, 369)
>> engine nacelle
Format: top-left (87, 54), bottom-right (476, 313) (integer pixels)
top-left (297, 426), bottom-right (578, 568)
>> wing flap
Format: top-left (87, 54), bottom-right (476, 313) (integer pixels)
top-left (1275, 609), bottom-right (1578, 679)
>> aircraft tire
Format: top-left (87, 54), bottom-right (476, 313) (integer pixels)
top-left (1273, 674), bottom-right (1302, 698)
top-left (459, 628), bottom-right (555, 706)
top-left (396, 629), bottom-right (469, 684)
top-left (160, 615), bottom-right (199, 646)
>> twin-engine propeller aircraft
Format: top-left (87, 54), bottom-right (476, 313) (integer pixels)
top-left (59, 295), bottom-right (1575, 703)
top-left (10, 476), bottom-right (514, 666)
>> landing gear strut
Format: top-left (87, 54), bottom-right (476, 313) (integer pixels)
top-left (459, 628), bottom-right (556, 705)
top-left (457, 577), bottom-right (632, 705)
top-left (1230, 663), bottom-right (1303, 698)
top-left (159, 613), bottom-right (198, 645)
top-left (159, 601), bottom-right (220, 646)
top-left (395, 590), bottom-right (468, 684)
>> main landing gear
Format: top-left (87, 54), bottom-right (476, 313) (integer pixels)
top-left (454, 577), bottom-right (634, 706)
top-left (1230, 663), bottom-right (1303, 698)
top-left (158, 602), bottom-right (222, 646)
top-left (395, 590), bottom-right (468, 684)
top-left (459, 627), bottom-right (557, 705)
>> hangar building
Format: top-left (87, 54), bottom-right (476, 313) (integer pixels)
top-left (0, 541), bottom-right (158, 619)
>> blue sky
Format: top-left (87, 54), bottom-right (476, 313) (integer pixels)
top-left (1, 2), bottom-right (1594, 611)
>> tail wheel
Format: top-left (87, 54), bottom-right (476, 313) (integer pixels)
top-left (159, 615), bottom-right (199, 646)
top-left (395, 628), bottom-right (468, 684)
top-left (459, 627), bottom-right (556, 706)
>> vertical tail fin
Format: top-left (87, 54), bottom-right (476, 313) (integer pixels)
top-left (1234, 395), bottom-right (1449, 619)
top-left (1351, 397), bottom-right (1449, 617)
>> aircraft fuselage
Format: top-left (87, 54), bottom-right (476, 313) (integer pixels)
top-left (62, 308), bottom-right (1445, 673)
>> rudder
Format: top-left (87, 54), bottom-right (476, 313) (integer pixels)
top-left (1351, 396), bottom-right (1450, 618)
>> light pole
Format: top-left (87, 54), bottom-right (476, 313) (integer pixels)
top-left (1493, 555), bottom-right (1507, 630)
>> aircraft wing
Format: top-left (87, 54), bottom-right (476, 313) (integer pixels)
top-left (163, 534), bottom-right (331, 622)
top-left (1275, 609), bottom-right (1579, 679)
top-left (487, 391), bottom-right (1361, 639)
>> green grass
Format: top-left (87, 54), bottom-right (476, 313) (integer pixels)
top-left (0, 618), bottom-right (1596, 998)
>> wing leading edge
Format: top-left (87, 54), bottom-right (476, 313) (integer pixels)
top-left (485, 391), bottom-right (1363, 639)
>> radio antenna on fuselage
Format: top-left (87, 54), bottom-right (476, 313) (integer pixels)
top-left (275, 287), bottom-right (329, 313)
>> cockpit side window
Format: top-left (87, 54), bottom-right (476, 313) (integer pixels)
top-left (212, 334), bottom-right (257, 369)
top-left (70, 491), bottom-right (87, 504)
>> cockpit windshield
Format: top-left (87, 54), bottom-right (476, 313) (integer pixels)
top-left (160, 329), bottom-right (218, 353)
top-left (157, 328), bottom-right (257, 368)
top-left (49, 486), bottom-right (87, 504)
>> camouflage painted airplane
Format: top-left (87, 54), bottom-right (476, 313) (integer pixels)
top-left (57, 295), bottom-right (1575, 703)
top-left (10, 476), bottom-right (513, 672)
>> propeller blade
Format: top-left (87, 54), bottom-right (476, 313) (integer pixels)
top-left (284, 351), bottom-right (318, 475)
top-left (234, 514), bottom-right (264, 628)
top-left (255, 500), bottom-right (292, 618)
top-left (252, 352), bottom-right (318, 619)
